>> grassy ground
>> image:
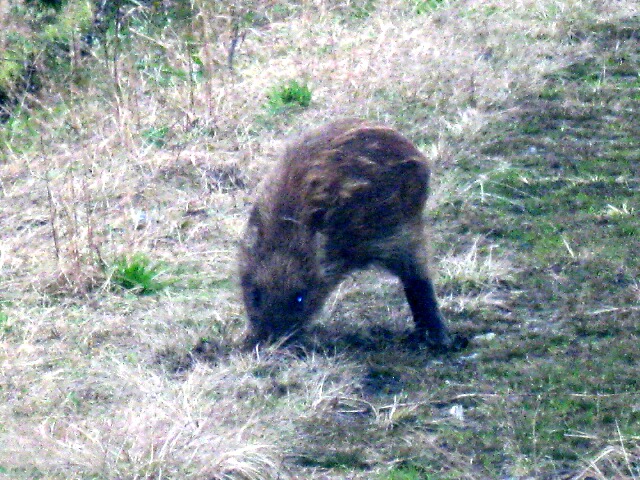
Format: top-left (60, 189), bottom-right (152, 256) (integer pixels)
top-left (1, 1), bottom-right (639, 478)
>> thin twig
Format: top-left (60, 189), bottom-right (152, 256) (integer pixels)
top-left (45, 174), bottom-right (61, 262)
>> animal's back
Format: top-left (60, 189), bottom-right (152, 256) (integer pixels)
top-left (265, 119), bottom-right (431, 242)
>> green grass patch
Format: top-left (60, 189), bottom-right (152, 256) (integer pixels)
top-left (265, 79), bottom-right (312, 114)
top-left (350, 0), bottom-right (377, 19)
top-left (109, 253), bottom-right (170, 295)
top-left (380, 465), bottom-right (434, 480)
top-left (142, 125), bottom-right (171, 147)
top-left (296, 448), bottom-right (370, 470)
top-left (0, 108), bottom-right (40, 154)
top-left (412, 0), bottom-right (447, 14)
top-left (0, 310), bottom-right (9, 336)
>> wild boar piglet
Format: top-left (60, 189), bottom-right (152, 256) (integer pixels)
top-left (239, 118), bottom-right (462, 350)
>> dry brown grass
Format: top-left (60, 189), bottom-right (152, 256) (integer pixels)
top-left (572, 431), bottom-right (640, 480)
top-left (1, 0), bottom-right (638, 478)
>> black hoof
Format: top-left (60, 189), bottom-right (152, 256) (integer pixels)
top-left (406, 331), bottom-right (469, 353)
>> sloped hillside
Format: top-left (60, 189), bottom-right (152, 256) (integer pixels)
top-left (1, 1), bottom-right (638, 478)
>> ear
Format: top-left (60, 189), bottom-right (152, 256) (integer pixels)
top-left (244, 206), bottom-right (264, 249)
top-left (249, 205), bottom-right (263, 228)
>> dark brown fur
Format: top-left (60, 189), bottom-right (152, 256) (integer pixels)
top-left (239, 119), bottom-right (457, 349)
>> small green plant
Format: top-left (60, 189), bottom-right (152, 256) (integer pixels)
top-left (0, 310), bottom-right (9, 336)
top-left (142, 125), bottom-right (170, 146)
top-left (349, 0), bottom-right (376, 19)
top-left (413, 0), bottom-right (447, 14)
top-left (380, 465), bottom-right (431, 480)
top-left (265, 79), bottom-right (312, 114)
top-left (110, 253), bottom-right (168, 295)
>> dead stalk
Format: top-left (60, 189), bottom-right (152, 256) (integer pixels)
top-left (45, 173), bottom-right (61, 262)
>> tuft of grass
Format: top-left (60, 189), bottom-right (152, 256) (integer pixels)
top-left (413, 0), bottom-right (447, 15)
top-left (438, 237), bottom-right (512, 294)
top-left (380, 465), bottom-right (432, 479)
top-left (265, 79), bottom-right (312, 114)
top-left (573, 438), bottom-right (640, 480)
top-left (141, 125), bottom-right (171, 147)
top-left (349, 0), bottom-right (377, 19)
top-left (0, 309), bottom-right (9, 336)
top-left (296, 448), bottom-right (370, 470)
top-left (602, 203), bottom-right (635, 218)
top-left (110, 253), bottom-right (169, 295)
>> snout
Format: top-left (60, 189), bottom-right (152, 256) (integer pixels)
top-left (247, 315), bottom-right (304, 345)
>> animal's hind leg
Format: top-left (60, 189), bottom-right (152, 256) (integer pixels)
top-left (379, 242), bottom-right (455, 350)
top-left (401, 273), bottom-right (451, 348)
